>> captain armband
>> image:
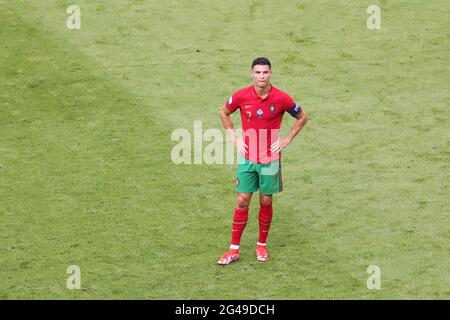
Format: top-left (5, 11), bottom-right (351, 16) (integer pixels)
top-left (287, 103), bottom-right (302, 118)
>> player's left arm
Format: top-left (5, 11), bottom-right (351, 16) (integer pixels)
top-left (271, 104), bottom-right (308, 154)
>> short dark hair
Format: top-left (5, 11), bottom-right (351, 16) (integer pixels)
top-left (251, 57), bottom-right (271, 69)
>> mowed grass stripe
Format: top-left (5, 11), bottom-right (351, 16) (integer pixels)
top-left (0, 6), bottom-right (203, 298)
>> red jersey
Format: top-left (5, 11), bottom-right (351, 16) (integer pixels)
top-left (226, 85), bottom-right (302, 164)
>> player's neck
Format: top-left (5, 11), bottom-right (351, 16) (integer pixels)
top-left (253, 84), bottom-right (272, 99)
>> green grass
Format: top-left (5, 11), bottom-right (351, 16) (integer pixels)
top-left (0, 0), bottom-right (449, 299)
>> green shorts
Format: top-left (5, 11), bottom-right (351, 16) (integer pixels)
top-left (235, 156), bottom-right (282, 195)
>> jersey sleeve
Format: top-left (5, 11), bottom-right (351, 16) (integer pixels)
top-left (225, 90), bottom-right (242, 113)
top-left (283, 94), bottom-right (303, 118)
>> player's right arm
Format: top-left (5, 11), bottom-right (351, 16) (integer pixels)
top-left (219, 101), bottom-right (248, 155)
top-left (219, 104), bottom-right (235, 138)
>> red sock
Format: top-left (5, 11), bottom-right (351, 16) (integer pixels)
top-left (258, 203), bottom-right (273, 244)
top-left (231, 207), bottom-right (249, 246)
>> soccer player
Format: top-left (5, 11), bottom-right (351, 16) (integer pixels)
top-left (217, 57), bottom-right (308, 265)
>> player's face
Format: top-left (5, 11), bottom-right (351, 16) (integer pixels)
top-left (251, 65), bottom-right (272, 89)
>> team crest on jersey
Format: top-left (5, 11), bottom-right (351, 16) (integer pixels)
top-left (269, 105), bottom-right (276, 112)
top-left (256, 108), bottom-right (264, 118)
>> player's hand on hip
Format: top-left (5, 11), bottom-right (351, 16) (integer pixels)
top-left (234, 137), bottom-right (248, 156)
top-left (270, 137), bottom-right (290, 154)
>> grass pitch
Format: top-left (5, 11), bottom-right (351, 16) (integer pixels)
top-left (0, 0), bottom-right (449, 299)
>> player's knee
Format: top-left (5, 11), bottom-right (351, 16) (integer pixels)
top-left (237, 195), bottom-right (251, 208)
top-left (237, 200), bottom-right (250, 208)
top-left (259, 196), bottom-right (272, 206)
